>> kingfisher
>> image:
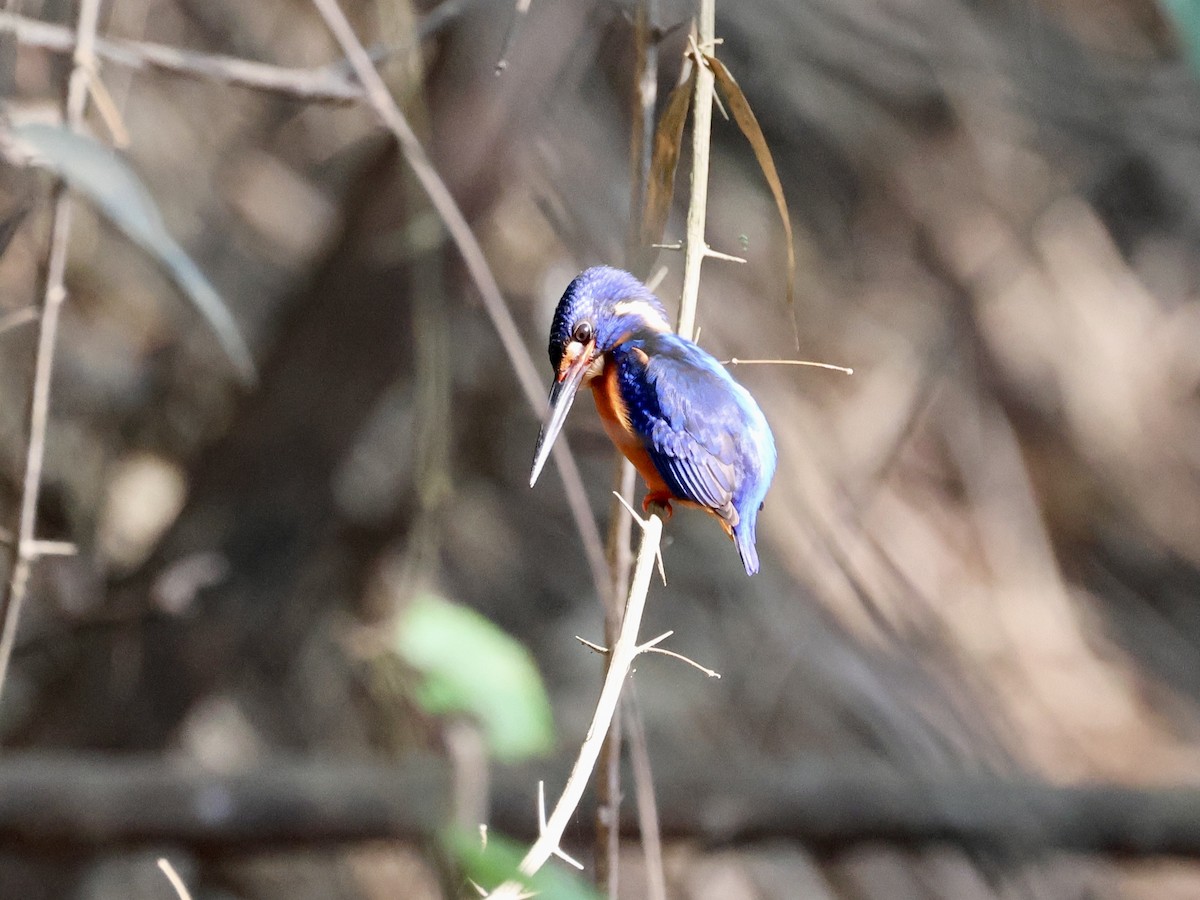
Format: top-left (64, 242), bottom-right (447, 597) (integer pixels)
top-left (529, 266), bottom-right (777, 576)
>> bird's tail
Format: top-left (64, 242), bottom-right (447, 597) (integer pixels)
top-left (734, 521), bottom-right (760, 576)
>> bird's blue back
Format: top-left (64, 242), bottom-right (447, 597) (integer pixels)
top-left (611, 331), bottom-right (777, 574)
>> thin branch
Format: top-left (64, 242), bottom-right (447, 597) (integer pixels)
top-left (641, 644), bottom-right (721, 679)
top-left (0, 0), bottom-right (102, 708)
top-left (677, 2), bottom-right (717, 343)
top-left (574, 630), bottom-right (720, 679)
top-left (487, 512), bottom-right (664, 897)
top-left (623, 685), bottom-right (666, 900)
top-left (0, 11), bottom-right (362, 102)
top-left (0, 3), bottom-right (476, 104)
top-left (20, 540), bottom-right (76, 558)
top-left (308, 0), bottom-right (608, 596)
top-left (596, 0), bottom-right (663, 871)
top-left (156, 858), bottom-right (194, 900)
top-left (724, 357), bottom-right (854, 375)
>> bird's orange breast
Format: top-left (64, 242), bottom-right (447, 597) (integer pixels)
top-left (590, 357), bottom-right (669, 496)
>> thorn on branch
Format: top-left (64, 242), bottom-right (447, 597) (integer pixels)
top-left (637, 630), bottom-right (721, 678)
top-left (575, 635), bottom-right (608, 655)
top-left (703, 244), bottom-right (745, 264)
top-left (610, 492), bottom-right (667, 580)
top-left (537, 781), bottom-right (584, 870)
top-left (610, 490), bottom-right (649, 529)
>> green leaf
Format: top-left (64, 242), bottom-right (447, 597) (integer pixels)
top-left (706, 54), bottom-right (797, 313)
top-left (1164, 0), bottom-right (1200, 75)
top-left (443, 828), bottom-right (601, 900)
top-left (10, 123), bottom-right (256, 384)
top-left (635, 65), bottom-right (696, 278)
top-left (395, 594), bottom-right (554, 762)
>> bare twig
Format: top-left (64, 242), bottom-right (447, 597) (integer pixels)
top-left (638, 631), bottom-right (721, 678)
top-left (677, 1), bottom-right (717, 342)
top-left (596, 0), bottom-right (663, 881)
top-left (574, 629), bottom-right (718, 679)
top-left (597, 451), bottom-right (638, 896)
top-left (308, 0), bottom-right (608, 596)
top-left (487, 510), bottom-right (664, 898)
top-left (623, 686), bottom-right (666, 900)
top-left (611, 489), bottom-right (666, 583)
top-left (575, 635), bottom-right (607, 654)
top-left (0, 11), bottom-right (362, 102)
top-left (20, 540), bottom-right (76, 557)
top-left (626, 0), bottom-right (658, 266)
top-left (0, 0), bottom-right (103, 708)
top-left (156, 858), bottom-right (194, 900)
top-left (724, 357), bottom-right (854, 375)
top-left (0, 3), bottom-right (476, 104)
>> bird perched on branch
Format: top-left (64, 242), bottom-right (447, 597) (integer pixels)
top-left (529, 266), bottom-right (776, 576)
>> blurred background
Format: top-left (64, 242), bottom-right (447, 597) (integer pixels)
top-left (2, 0), bottom-right (1200, 897)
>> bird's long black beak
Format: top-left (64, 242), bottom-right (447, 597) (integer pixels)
top-left (529, 348), bottom-right (593, 487)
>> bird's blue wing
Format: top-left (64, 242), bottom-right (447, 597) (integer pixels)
top-left (616, 337), bottom-right (742, 521)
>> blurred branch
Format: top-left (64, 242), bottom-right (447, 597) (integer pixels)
top-left (597, 1), bottom-right (664, 895)
top-left (0, 306), bottom-right (37, 336)
top-left (0, 755), bottom-right (449, 849)
top-left (308, 0), bottom-right (608, 594)
top-left (5, 754), bottom-right (1200, 858)
top-left (677, 0), bottom-right (716, 342)
top-left (495, 0), bottom-right (532, 73)
top-left (624, 684), bottom-right (666, 900)
top-left (156, 859), bottom-right (194, 900)
top-left (0, 10), bottom-right (364, 102)
top-left (0, 2), bottom-right (475, 105)
top-left (0, 0), bottom-right (102, 706)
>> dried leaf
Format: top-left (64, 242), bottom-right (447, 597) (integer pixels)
top-left (706, 54), bottom-right (796, 311)
top-left (635, 65), bottom-right (696, 277)
top-left (10, 123), bottom-right (256, 384)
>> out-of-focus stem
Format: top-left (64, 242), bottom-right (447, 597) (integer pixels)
top-left (0, 0), bottom-right (104, 710)
top-left (678, 0), bottom-right (715, 342)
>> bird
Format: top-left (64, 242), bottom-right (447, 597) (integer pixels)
top-left (529, 266), bottom-right (777, 576)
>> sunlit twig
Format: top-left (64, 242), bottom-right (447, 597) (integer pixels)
top-left (725, 357), bottom-right (853, 375)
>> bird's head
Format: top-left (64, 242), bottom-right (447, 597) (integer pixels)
top-left (530, 267), bottom-right (671, 486)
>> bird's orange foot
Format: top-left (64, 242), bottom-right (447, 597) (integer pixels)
top-left (642, 492), bottom-right (674, 519)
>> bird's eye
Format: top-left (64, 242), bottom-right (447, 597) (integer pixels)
top-left (572, 321), bottom-right (594, 344)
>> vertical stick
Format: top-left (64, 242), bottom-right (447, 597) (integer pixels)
top-left (596, 1), bottom-right (661, 892)
top-left (677, 0), bottom-right (715, 342)
top-left (594, 459), bottom-right (633, 896)
top-left (514, 513), bottom-right (663, 882)
top-left (311, 0), bottom-right (611, 602)
top-left (0, 0), bottom-right (104, 707)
